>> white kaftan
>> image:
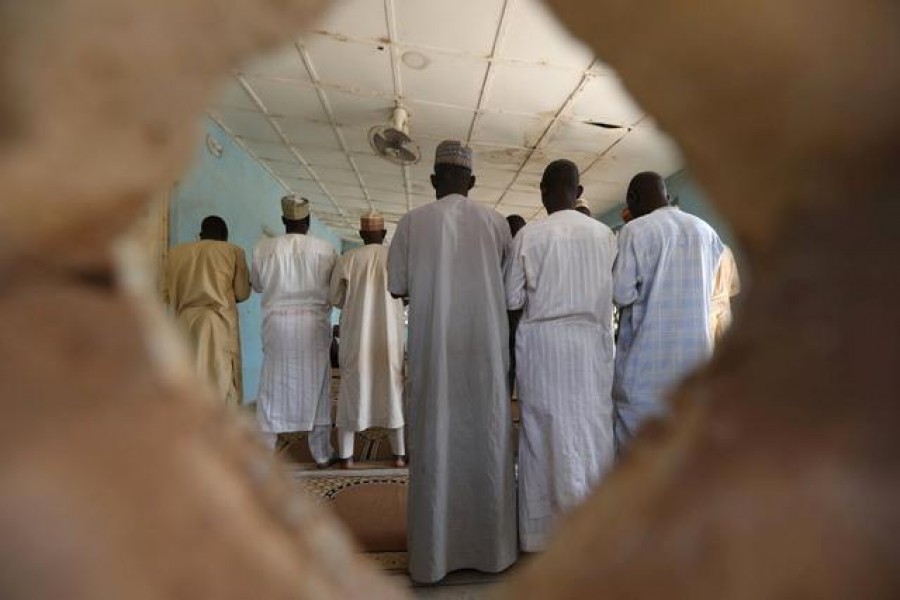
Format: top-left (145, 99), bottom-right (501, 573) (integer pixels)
top-left (613, 207), bottom-right (724, 447)
top-left (387, 194), bottom-right (517, 584)
top-left (505, 209), bottom-right (617, 552)
top-left (329, 244), bottom-right (405, 431)
top-left (252, 234), bottom-right (337, 435)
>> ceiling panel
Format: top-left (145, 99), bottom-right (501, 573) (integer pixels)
top-left (282, 178), bottom-right (323, 197)
top-left (361, 172), bottom-right (406, 193)
top-left (401, 53), bottom-right (488, 108)
top-left (276, 118), bottom-right (342, 151)
top-left (245, 78), bottom-right (323, 119)
top-left (475, 168), bottom-right (517, 189)
top-left (546, 119), bottom-right (622, 154)
top-left (243, 140), bottom-right (297, 163)
top-left (310, 1), bottom-right (389, 42)
top-left (340, 126), bottom-right (376, 153)
top-left (330, 195), bottom-right (372, 211)
top-left (472, 187), bottom-right (504, 204)
top-left (470, 112), bottom-right (549, 148)
top-left (602, 124), bottom-right (683, 174)
top-left (210, 0), bottom-right (682, 231)
top-left (352, 153), bottom-right (407, 176)
top-left (213, 109), bottom-right (280, 143)
top-left (368, 190), bottom-right (408, 205)
top-left (502, 189), bottom-right (542, 208)
top-left (395, 0), bottom-right (504, 54)
top-left (484, 64), bottom-right (584, 115)
top-left (297, 148), bottom-right (353, 170)
top-left (238, 46), bottom-right (309, 82)
top-left (501, 0), bottom-right (594, 70)
top-left (306, 37), bottom-right (395, 95)
top-left (328, 91), bottom-right (394, 128)
top-left (318, 180), bottom-right (365, 198)
top-left (405, 100), bottom-right (473, 142)
top-left (265, 160), bottom-right (312, 180)
top-left (372, 200), bottom-right (408, 217)
top-left (215, 79), bottom-right (257, 111)
top-left (521, 149), bottom-right (598, 174)
top-left (569, 73), bottom-right (645, 127)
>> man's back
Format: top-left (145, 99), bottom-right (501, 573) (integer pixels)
top-left (387, 193), bottom-right (517, 584)
top-left (334, 244), bottom-right (391, 314)
top-left (389, 194), bottom-right (510, 315)
top-left (166, 240), bottom-right (249, 313)
top-left (252, 234), bottom-right (336, 311)
top-left (508, 210), bottom-right (616, 326)
top-left (505, 208), bottom-right (618, 552)
top-left (613, 207), bottom-right (724, 433)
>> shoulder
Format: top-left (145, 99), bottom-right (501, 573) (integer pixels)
top-left (253, 236), bottom-right (278, 255)
top-left (309, 236), bottom-right (339, 258)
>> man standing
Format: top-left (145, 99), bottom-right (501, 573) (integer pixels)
top-left (164, 215), bottom-right (250, 406)
top-left (505, 214), bottom-right (527, 393)
top-left (252, 195), bottom-right (338, 466)
top-left (330, 211), bottom-right (406, 469)
top-left (709, 245), bottom-right (741, 344)
top-left (574, 198), bottom-right (592, 217)
top-left (505, 160), bottom-right (618, 552)
top-left (387, 140), bottom-right (517, 583)
top-left (613, 172), bottom-right (725, 448)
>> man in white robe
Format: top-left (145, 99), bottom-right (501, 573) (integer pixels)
top-left (252, 195), bottom-right (338, 467)
top-left (329, 211), bottom-right (406, 469)
top-left (613, 172), bottom-right (725, 448)
top-left (387, 140), bottom-right (517, 583)
top-left (505, 160), bottom-right (617, 552)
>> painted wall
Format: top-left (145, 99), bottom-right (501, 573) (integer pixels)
top-left (170, 118), bottom-right (343, 402)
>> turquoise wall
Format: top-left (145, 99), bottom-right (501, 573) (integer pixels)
top-left (170, 118), bottom-right (343, 402)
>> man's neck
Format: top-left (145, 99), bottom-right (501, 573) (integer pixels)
top-left (436, 191), bottom-right (467, 200)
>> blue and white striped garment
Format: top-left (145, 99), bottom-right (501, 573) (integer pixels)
top-left (613, 207), bottom-right (724, 446)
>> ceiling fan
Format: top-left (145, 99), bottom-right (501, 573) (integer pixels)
top-left (369, 106), bottom-right (421, 166)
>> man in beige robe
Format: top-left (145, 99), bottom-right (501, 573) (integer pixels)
top-left (710, 245), bottom-right (741, 344)
top-left (330, 211), bottom-right (406, 469)
top-left (164, 215), bottom-right (250, 406)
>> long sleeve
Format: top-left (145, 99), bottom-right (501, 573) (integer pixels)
top-left (613, 226), bottom-right (640, 308)
top-left (233, 247), bottom-right (251, 303)
top-left (323, 249), bottom-right (338, 310)
top-left (329, 256), bottom-right (347, 309)
top-left (504, 234), bottom-right (527, 311)
top-left (250, 246), bottom-right (263, 294)
top-left (387, 217), bottom-right (409, 298)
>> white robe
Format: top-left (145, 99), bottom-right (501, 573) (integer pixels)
top-left (613, 207), bottom-right (724, 446)
top-left (251, 234), bottom-right (337, 433)
top-left (388, 194), bottom-right (518, 584)
top-left (504, 209), bottom-right (618, 552)
top-left (329, 243), bottom-right (405, 431)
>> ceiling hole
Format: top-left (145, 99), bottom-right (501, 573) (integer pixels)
top-left (585, 121), bottom-right (624, 129)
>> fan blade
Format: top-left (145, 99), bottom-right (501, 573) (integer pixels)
top-left (398, 146), bottom-right (418, 162)
top-left (383, 127), bottom-right (412, 145)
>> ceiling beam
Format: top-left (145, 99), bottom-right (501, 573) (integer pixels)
top-left (465, 0), bottom-right (516, 145)
top-left (294, 40), bottom-right (376, 216)
top-left (382, 0), bottom-right (414, 213)
top-left (493, 58), bottom-right (599, 211)
top-left (233, 74), bottom-right (357, 231)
